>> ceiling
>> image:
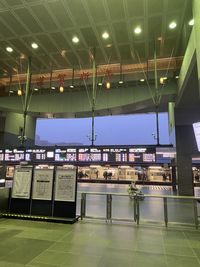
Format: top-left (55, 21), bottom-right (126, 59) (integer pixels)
top-left (0, 0), bottom-right (193, 76)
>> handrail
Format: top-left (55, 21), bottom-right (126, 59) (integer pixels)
top-left (79, 191), bottom-right (200, 229)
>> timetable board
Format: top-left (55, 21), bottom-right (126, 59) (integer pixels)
top-left (12, 167), bottom-right (32, 199)
top-left (54, 168), bottom-right (76, 202)
top-left (32, 168), bottom-right (54, 200)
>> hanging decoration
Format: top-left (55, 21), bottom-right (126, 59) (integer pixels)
top-left (58, 74), bottom-right (65, 93)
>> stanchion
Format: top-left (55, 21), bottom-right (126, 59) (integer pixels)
top-left (163, 197), bottom-right (168, 227)
top-left (81, 193), bottom-right (86, 220)
top-left (106, 194), bottom-right (112, 223)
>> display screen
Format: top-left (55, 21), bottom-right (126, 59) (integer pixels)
top-left (193, 122), bottom-right (200, 152)
top-left (55, 148), bottom-right (76, 161)
top-left (4, 149), bottom-right (25, 162)
top-left (129, 148), bottom-right (156, 163)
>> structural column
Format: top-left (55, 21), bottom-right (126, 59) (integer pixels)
top-left (3, 112), bottom-right (36, 147)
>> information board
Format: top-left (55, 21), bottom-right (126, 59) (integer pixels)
top-left (54, 168), bottom-right (76, 202)
top-left (193, 122), bottom-right (200, 151)
top-left (32, 169), bottom-right (54, 200)
top-left (12, 168), bottom-right (32, 199)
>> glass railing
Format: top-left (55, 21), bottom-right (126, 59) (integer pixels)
top-left (78, 191), bottom-right (200, 229)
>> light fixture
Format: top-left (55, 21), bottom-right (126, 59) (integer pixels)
top-left (9, 90), bottom-right (14, 94)
top-left (70, 68), bottom-right (75, 88)
top-left (118, 63), bottom-right (124, 84)
top-left (160, 77), bottom-right (167, 84)
top-left (106, 82), bottom-right (111, 89)
top-left (34, 88), bottom-right (39, 91)
top-left (140, 79), bottom-right (145, 82)
top-left (6, 47), bottom-right (13, 53)
top-left (102, 31), bottom-right (109, 39)
top-left (31, 42), bottom-right (39, 49)
top-left (134, 26), bottom-right (142, 34)
top-left (188, 19), bottom-right (194, 26)
top-left (175, 76), bottom-right (179, 79)
top-left (17, 89), bottom-right (22, 96)
top-left (72, 36), bottom-right (79, 43)
top-left (169, 21), bottom-right (177, 29)
top-left (59, 86), bottom-right (64, 93)
top-left (51, 86), bottom-right (55, 90)
top-left (98, 82), bottom-right (103, 86)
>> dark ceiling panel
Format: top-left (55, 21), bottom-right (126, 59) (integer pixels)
top-left (48, 1), bottom-right (74, 28)
top-left (31, 4), bottom-right (58, 32)
top-left (107, 0), bottom-right (125, 20)
top-left (14, 7), bottom-right (43, 34)
top-left (64, 0), bottom-right (90, 26)
top-left (148, 0), bottom-right (164, 15)
top-left (0, 11), bottom-right (28, 35)
top-left (148, 16), bottom-right (162, 40)
top-left (36, 34), bottom-right (58, 53)
top-left (118, 44), bottom-right (133, 62)
top-left (86, 0), bottom-right (107, 23)
top-left (80, 27), bottom-right (98, 47)
top-left (0, 21), bottom-right (15, 38)
top-left (51, 32), bottom-right (70, 50)
top-left (4, 0), bottom-right (23, 6)
top-left (126, 0), bottom-right (144, 18)
top-left (113, 22), bottom-right (129, 44)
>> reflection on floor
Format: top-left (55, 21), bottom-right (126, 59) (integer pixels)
top-left (0, 219), bottom-right (200, 267)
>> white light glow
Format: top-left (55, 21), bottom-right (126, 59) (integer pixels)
top-left (31, 42), bottom-right (39, 49)
top-left (102, 32), bottom-right (109, 39)
top-left (72, 36), bottom-right (79, 43)
top-left (6, 47), bottom-right (13, 53)
top-left (134, 27), bottom-right (142, 34)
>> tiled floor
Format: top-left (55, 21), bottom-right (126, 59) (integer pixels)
top-left (0, 218), bottom-right (200, 267)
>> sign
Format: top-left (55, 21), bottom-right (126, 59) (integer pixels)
top-left (32, 169), bottom-right (54, 200)
top-left (54, 169), bottom-right (76, 202)
top-left (193, 122), bottom-right (200, 152)
top-left (12, 168), bottom-right (32, 199)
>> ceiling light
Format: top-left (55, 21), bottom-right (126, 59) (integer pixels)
top-left (17, 89), bottom-right (22, 96)
top-left (134, 26), bottom-right (142, 34)
top-left (188, 19), bottom-right (194, 26)
top-left (51, 86), bottom-right (55, 90)
top-left (118, 80), bottom-right (124, 84)
top-left (6, 47), bottom-right (13, 53)
top-left (70, 85), bottom-right (74, 88)
top-left (59, 86), bottom-right (64, 93)
top-left (9, 90), bottom-right (14, 94)
top-left (31, 42), bottom-right (39, 49)
top-left (72, 36), bottom-right (79, 43)
top-left (106, 82), bottom-right (111, 89)
top-left (98, 82), bottom-right (102, 86)
top-left (102, 32), bottom-right (109, 39)
top-left (34, 88), bottom-right (39, 91)
top-left (160, 77), bottom-right (167, 84)
top-left (175, 76), bottom-right (179, 79)
top-left (169, 22), bottom-right (177, 29)
top-left (140, 79), bottom-right (145, 82)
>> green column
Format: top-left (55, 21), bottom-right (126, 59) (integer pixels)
top-left (4, 112), bottom-right (36, 147)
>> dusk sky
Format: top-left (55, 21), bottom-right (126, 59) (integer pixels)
top-left (35, 113), bottom-right (170, 145)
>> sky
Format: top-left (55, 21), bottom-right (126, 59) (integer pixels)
top-left (35, 113), bottom-right (170, 145)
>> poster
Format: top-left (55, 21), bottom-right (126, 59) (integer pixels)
top-left (32, 169), bottom-right (54, 200)
top-left (12, 168), bottom-right (32, 199)
top-left (54, 169), bottom-right (76, 202)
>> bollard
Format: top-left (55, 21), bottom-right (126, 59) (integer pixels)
top-left (81, 193), bottom-right (86, 220)
top-left (106, 194), bottom-right (112, 222)
top-left (163, 198), bottom-right (168, 227)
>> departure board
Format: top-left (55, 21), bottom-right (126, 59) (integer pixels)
top-left (4, 149), bottom-right (25, 162)
top-left (129, 148), bottom-right (156, 163)
top-left (55, 148), bottom-right (76, 162)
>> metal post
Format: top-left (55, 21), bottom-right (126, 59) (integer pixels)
top-left (81, 193), bottom-right (86, 220)
top-left (21, 56), bottom-right (32, 146)
top-left (193, 199), bottom-right (199, 229)
top-left (106, 194), bottom-right (112, 222)
top-left (133, 196), bottom-right (137, 222)
top-left (163, 197), bottom-right (168, 227)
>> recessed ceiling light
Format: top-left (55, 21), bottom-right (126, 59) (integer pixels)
top-left (31, 42), bottom-right (39, 49)
top-left (140, 79), bottom-right (145, 82)
top-left (102, 32), bottom-right (109, 39)
top-left (134, 26), bottom-right (142, 34)
top-left (188, 19), bottom-right (194, 26)
top-left (169, 22), bottom-right (177, 29)
top-left (119, 80), bottom-right (124, 84)
top-left (6, 47), bottom-right (13, 53)
top-left (51, 86), bottom-right (55, 90)
top-left (72, 36), bottom-right (79, 43)
top-left (34, 88), bottom-right (39, 91)
top-left (175, 75), bottom-right (179, 79)
top-left (70, 85), bottom-right (74, 88)
top-left (98, 82), bottom-right (103, 86)
top-left (9, 90), bottom-right (14, 93)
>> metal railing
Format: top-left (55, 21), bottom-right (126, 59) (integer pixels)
top-left (79, 192), bottom-right (200, 229)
